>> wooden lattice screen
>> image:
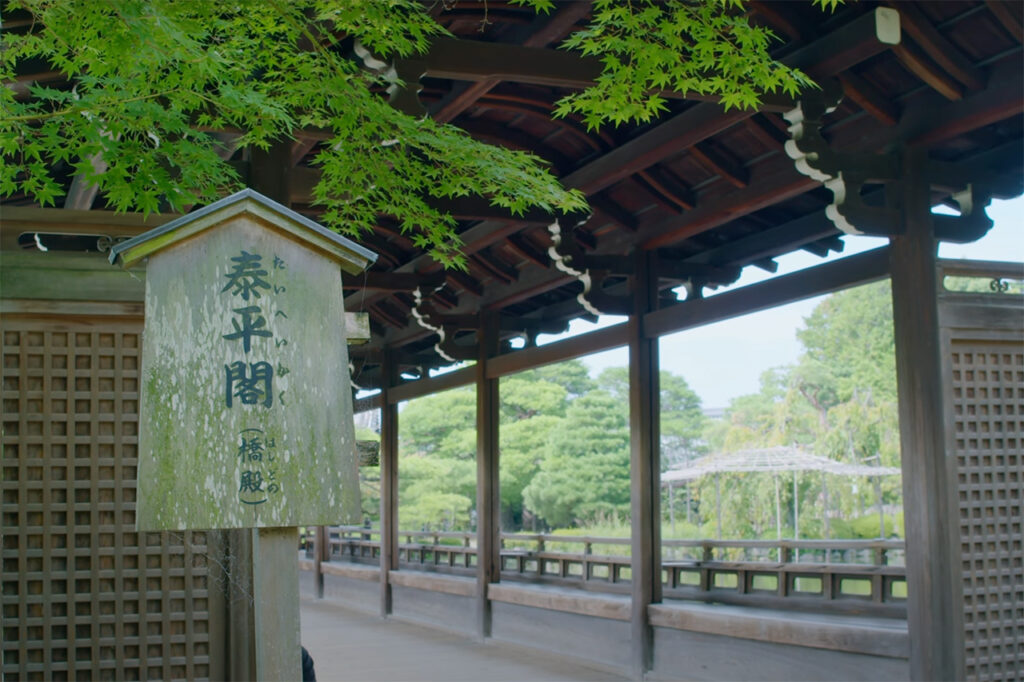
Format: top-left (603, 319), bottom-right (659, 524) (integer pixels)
top-left (1, 317), bottom-right (223, 681)
top-left (940, 263), bottom-right (1024, 682)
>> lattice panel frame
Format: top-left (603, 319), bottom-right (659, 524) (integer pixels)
top-left (1, 319), bottom-right (219, 681)
top-left (945, 326), bottom-right (1024, 681)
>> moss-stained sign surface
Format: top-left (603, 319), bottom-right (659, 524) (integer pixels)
top-left (110, 190), bottom-right (376, 530)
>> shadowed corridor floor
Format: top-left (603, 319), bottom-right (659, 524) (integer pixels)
top-left (299, 595), bottom-right (630, 682)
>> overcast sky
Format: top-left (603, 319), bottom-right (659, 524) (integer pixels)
top-left (546, 196), bottom-right (1023, 408)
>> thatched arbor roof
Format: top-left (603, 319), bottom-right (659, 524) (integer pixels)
top-left (662, 446), bottom-right (903, 483)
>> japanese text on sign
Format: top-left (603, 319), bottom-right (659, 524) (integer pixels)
top-left (220, 250), bottom-right (289, 505)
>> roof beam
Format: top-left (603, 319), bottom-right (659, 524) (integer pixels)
top-left (891, 40), bottom-right (965, 101)
top-left (643, 57), bottom-right (1024, 251)
top-left (415, 36), bottom-right (601, 90)
top-left (886, 2), bottom-right (985, 91)
top-left (689, 142), bottom-right (749, 188)
top-left (429, 3), bottom-right (591, 123)
top-left (838, 72), bottom-right (900, 126)
top-left (643, 246), bottom-right (891, 339)
top-left (341, 271), bottom-right (445, 292)
top-left (413, 8), bottom-right (900, 111)
top-left (642, 155), bottom-right (817, 250)
top-left (681, 209), bottom-right (840, 268)
top-left (985, 0), bottom-right (1023, 43)
top-left (782, 7), bottom-right (901, 78)
top-left (344, 8), bottom-right (906, 324)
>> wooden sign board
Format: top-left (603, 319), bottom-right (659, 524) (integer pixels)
top-left (110, 189), bottom-right (376, 530)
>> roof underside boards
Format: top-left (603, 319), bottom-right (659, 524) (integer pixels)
top-left (3, 1), bottom-right (1022, 392)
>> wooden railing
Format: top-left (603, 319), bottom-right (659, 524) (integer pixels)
top-left (300, 527), bottom-right (907, 616)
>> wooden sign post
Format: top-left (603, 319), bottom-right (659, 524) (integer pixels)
top-left (111, 189), bottom-right (376, 680)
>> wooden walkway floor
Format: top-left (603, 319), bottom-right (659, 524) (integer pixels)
top-left (299, 596), bottom-right (630, 682)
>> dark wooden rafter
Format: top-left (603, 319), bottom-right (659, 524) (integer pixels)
top-left (5, 70), bottom-right (63, 99)
top-left (341, 270), bottom-right (445, 292)
top-left (748, 1), bottom-right (810, 41)
top-left (471, 250), bottom-right (519, 285)
top-left (891, 39), bottom-right (967, 101)
top-left (505, 233), bottom-right (549, 268)
top-left (430, 2), bottom-right (590, 123)
top-left (886, 2), bottom-right (985, 91)
top-left (784, 6), bottom-right (901, 79)
top-left (689, 141), bottom-right (749, 188)
top-left (289, 135), bottom-right (319, 167)
top-left (446, 270), bottom-right (485, 298)
top-left (433, 80), bottom-right (502, 124)
top-left (355, 236), bottom-right (406, 270)
top-left (639, 168), bottom-right (696, 210)
top-left (684, 207), bottom-right (840, 268)
top-left (428, 287), bottom-right (460, 310)
top-left (986, 0), bottom-right (1024, 43)
top-left (589, 194), bottom-right (639, 233)
top-left (751, 258), bottom-right (779, 273)
top-left (560, 106), bottom-right (752, 196)
top-left (370, 301), bottom-right (409, 329)
top-left (801, 235), bottom-right (844, 257)
top-left (633, 173), bottom-right (687, 214)
top-left (643, 57), bottom-right (1024, 251)
top-left (63, 155), bottom-right (106, 211)
top-left (457, 119), bottom-right (574, 170)
top-left (474, 94), bottom-right (608, 152)
top-left (837, 72), bottom-right (900, 126)
top-left (743, 114), bottom-right (789, 150)
top-left (642, 154), bottom-right (817, 249)
top-left (907, 57), bottom-right (1023, 147)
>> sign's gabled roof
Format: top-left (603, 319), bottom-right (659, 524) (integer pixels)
top-left (109, 188), bottom-right (377, 274)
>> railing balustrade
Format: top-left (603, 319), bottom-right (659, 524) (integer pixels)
top-left (300, 526), bottom-right (907, 616)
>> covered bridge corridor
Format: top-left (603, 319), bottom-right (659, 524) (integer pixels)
top-left (2, 1), bottom-right (1022, 681)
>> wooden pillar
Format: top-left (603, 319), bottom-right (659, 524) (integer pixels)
top-left (475, 314), bottom-right (501, 639)
top-left (889, 149), bottom-right (965, 681)
top-left (314, 526), bottom-right (327, 598)
top-left (222, 140), bottom-right (294, 681)
top-left (379, 350), bottom-right (400, 616)
top-left (252, 527), bottom-right (301, 682)
top-left (629, 250), bottom-right (661, 679)
top-left (225, 529), bottom-right (256, 681)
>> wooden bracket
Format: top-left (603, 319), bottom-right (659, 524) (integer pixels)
top-left (547, 211), bottom-right (630, 317)
top-left (785, 83), bottom-right (903, 237)
top-left (355, 40), bottom-right (427, 117)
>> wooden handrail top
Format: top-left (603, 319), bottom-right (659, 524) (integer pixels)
top-left (401, 530), bottom-right (475, 540)
top-left (664, 559), bottom-right (906, 573)
top-left (937, 258), bottom-right (1024, 280)
top-left (322, 527), bottom-right (904, 553)
top-left (777, 563), bottom-right (907, 576)
top-left (660, 538), bottom-right (904, 550)
top-left (528, 551), bottom-right (631, 563)
top-left (501, 533), bottom-right (633, 545)
top-left (399, 542), bottom-right (475, 552)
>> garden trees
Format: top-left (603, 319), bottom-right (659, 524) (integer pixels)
top-left (702, 280), bottom-right (901, 539)
top-left (597, 367), bottom-right (707, 468)
top-left (393, 360), bottom-right (706, 531)
top-left (3, 0), bottom-right (828, 268)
